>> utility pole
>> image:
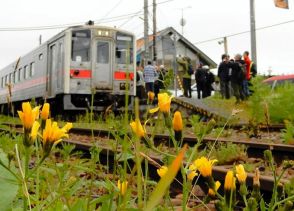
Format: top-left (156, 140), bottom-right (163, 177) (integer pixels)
top-left (152, 0), bottom-right (157, 62)
top-left (223, 37), bottom-right (228, 55)
top-left (144, 0), bottom-right (149, 64)
top-left (39, 35), bottom-right (42, 46)
top-left (179, 6), bottom-right (191, 36)
top-left (250, 0), bottom-right (257, 67)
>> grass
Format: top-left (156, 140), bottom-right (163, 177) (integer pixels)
top-left (1, 74), bottom-right (294, 210)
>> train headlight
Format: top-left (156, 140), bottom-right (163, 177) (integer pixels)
top-left (97, 30), bottom-right (110, 37)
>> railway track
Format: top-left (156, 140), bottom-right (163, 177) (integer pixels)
top-left (63, 138), bottom-right (287, 193)
top-left (1, 123), bottom-right (293, 193)
top-left (1, 122), bottom-right (293, 161)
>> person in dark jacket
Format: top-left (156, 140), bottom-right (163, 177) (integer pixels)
top-left (204, 66), bottom-right (215, 97)
top-left (217, 54), bottom-right (230, 99)
top-left (154, 65), bottom-right (166, 97)
top-left (230, 54), bottom-right (246, 103)
top-left (195, 64), bottom-right (206, 99)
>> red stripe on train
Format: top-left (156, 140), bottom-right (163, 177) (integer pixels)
top-left (70, 69), bottom-right (92, 78)
top-left (114, 71), bottom-right (134, 80)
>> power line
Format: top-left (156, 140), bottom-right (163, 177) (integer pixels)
top-left (0, 11), bottom-right (143, 31)
top-left (97, 0), bottom-right (124, 24)
top-left (194, 19), bottom-right (294, 45)
top-left (0, 0), bottom-right (173, 32)
top-left (137, 19), bottom-right (294, 55)
top-left (118, 11), bottom-right (143, 28)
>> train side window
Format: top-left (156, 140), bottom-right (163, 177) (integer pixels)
top-left (5, 75), bottom-right (8, 85)
top-left (1, 77), bottom-right (3, 88)
top-left (116, 34), bottom-right (133, 64)
top-left (30, 62), bottom-right (35, 76)
top-left (10, 73), bottom-right (14, 84)
top-left (71, 30), bottom-right (91, 62)
top-left (24, 65), bottom-right (29, 79)
top-left (39, 54), bottom-right (43, 60)
top-left (18, 68), bottom-right (22, 81)
top-left (14, 71), bottom-right (17, 83)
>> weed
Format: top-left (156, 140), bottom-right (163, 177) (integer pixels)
top-left (281, 121), bottom-right (294, 144)
top-left (206, 142), bottom-right (247, 165)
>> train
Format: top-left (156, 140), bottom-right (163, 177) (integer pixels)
top-left (0, 21), bottom-right (136, 114)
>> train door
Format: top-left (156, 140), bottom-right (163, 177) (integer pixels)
top-left (47, 43), bottom-right (57, 97)
top-left (92, 40), bottom-right (112, 89)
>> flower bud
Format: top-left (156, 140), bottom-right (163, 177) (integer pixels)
top-left (277, 183), bottom-right (284, 199)
top-left (283, 201), bottom-right (293, 211)
top-left (247, 197), bottom-right (258, 210)
top-left (172, 111), bottom-right (183, 132)
top-left (117, 180), bottom-right (128, 196)
top-left (283, 160), bottom-right (294, 170)
top-left (148, 91), bottom-right (155, 102)
top-left (264, 150), bottom-right (273, 162)
top-left (40, 103), bottom-right (50, 120)
top-left (224, 170), bottom-right (236, 191)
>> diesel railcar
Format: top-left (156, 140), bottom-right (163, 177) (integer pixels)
top-left (0, 23), bottom-right (136, 113)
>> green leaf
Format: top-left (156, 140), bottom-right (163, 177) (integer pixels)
top-left (145, 145), bottom-right (187, 211)
top-left (260, 198), bottom-right (266, 211)
top-left (70, 199), bottom-right (88, 211)
top-left (117, 151), bottom-right (134, 162)
top-left (0, 149), bottom-right (19, 211)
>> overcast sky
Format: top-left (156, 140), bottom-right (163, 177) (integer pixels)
top-left (0, 0), bottom-right (293, 75)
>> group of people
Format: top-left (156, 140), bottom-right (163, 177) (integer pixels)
top-left (136, 56), bottom-right (216, 100)
top-left (136, 61), bottom-right (166, 99)
top-left (217, 51), bottom-right (257, 103)
top-left (177, 56), bottom-right (215, 99)
top-left (195, 64), bottom-right (215, 99)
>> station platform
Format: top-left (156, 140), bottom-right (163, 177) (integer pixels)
top-left (172, 96), bottom-right (235, 122)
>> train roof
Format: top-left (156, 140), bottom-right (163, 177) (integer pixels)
top-left (263, 74), bottom-right (294, 82)
top-left (0, 24), bottom-right (134, 71)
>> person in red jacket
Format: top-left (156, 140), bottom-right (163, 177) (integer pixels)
top-left (243, 51), bottom-right (251, 97)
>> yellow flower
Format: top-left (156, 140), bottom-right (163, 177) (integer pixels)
top-left (42, 119), bottom-right (71, 155)
top-left (158, 93), bottom-right (172, 113)
top-left (149, 93), bottom-right (173, 114)
top-left (62, 122), bottom-right (73, 132)
top-left (157, 166), bottom-right (168, 178)
top-left (173, 111), bottom-right (183, 131)
top-left (194, 157), bottom-right (217, 177)
top-left (148, 91), bottom-right (155, 101)
top-left (208, 181), bottom-right (221, 197)
top-left (117, 180), bottom-right (128, 196)
top-left (30, 121), bottom-right (40, 141)
top-left (18, 102), bottom-right (40, 130)
top-left (236, 164), bottom-right (247, 183)
top-left (187, 164), bottom-right (198, 181)
top-left (40, 103), bottom-right (50, 120)
top-left (130, 119), bottom-right (145, 138)
top-left (224, 170), bottom-right (236, 190)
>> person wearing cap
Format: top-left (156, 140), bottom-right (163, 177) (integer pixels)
top-left (154, 64), bottom-right (166, 97)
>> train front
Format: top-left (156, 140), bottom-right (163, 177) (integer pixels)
top-left (67, 26), bottom-right (136, 111)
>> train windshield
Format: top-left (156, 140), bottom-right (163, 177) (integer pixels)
top-left (116, 33), bottom-right (133, 64)
top-left (71, 30), bottom-right (91, 62)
